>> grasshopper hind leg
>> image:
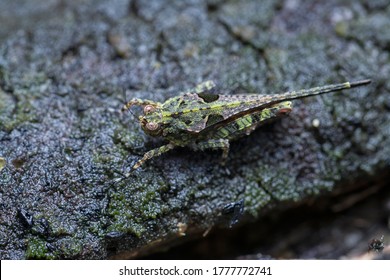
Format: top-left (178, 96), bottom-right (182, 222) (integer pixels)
top-left (192, 139), bottom-right (230, 165)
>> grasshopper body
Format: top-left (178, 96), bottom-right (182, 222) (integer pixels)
top-left (121, 79), bottom-right (371, 173)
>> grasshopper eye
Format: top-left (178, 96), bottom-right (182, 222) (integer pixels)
top-left (144, 105), bottom-right (156, 114)
top-left (146, 122), bottom-right (159, 131)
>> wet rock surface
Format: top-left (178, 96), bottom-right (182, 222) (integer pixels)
top-left (0, 0), bottom-right (389, 259)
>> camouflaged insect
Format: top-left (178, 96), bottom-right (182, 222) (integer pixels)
top-left (121, 79), bottom-right (370, 175)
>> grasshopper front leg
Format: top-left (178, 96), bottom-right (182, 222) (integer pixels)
top-left (192, 139), bottom-right (230, 165)
top-left (116, 143), bottom-right (176, 181)
top-left (114, 143), bottom-right (175, 182)
top-left (133, 143), bottom-right (176, 169)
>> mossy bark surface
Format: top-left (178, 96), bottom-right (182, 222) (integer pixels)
top-left (0, 0), bottom-right (389, 259)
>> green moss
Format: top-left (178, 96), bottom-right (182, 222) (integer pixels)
top-left (26, 235), bottom-right (84, 260)
top-left (113, 126), bottom-right (147, 155)
top-left (56, 238), bottom-right (83, 258)
top-left (25, 237), bottom-right (55, 260)
top-left (0, 92), bottom-right (37, 132)
top-left (0, 90), bottom-right (15, 130)
top-left (107, 174), bottom-right (169, 238)
top-left (92, 152), bottom-right (115, 165)
top-left (244, 181), bottom-right (272, 218)
top-left (242, 161), bottom-right (320, 218)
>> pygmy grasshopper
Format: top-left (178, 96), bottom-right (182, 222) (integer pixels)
top-left (120, 79), bottom-right (370, 176)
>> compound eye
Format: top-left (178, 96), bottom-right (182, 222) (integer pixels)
top-left (144, 105), bottom-right (156, 115)
top-left (146, 122), bottom-right (159, 131)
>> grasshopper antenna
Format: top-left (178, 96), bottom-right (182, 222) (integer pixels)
top-left (120, 88), bottom-right (137, 118)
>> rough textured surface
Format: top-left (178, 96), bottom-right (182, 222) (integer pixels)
top-left (0, 0), bottom-right (389, 259)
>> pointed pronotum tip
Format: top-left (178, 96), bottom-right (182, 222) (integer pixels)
top-left (349, 79), bottom-right (371, 88)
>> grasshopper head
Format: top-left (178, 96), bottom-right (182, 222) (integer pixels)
top-left (139, 104), bottom-right (165, 136)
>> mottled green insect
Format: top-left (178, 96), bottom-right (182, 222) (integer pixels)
top-left (120, 79), bottom-right (370, 175)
